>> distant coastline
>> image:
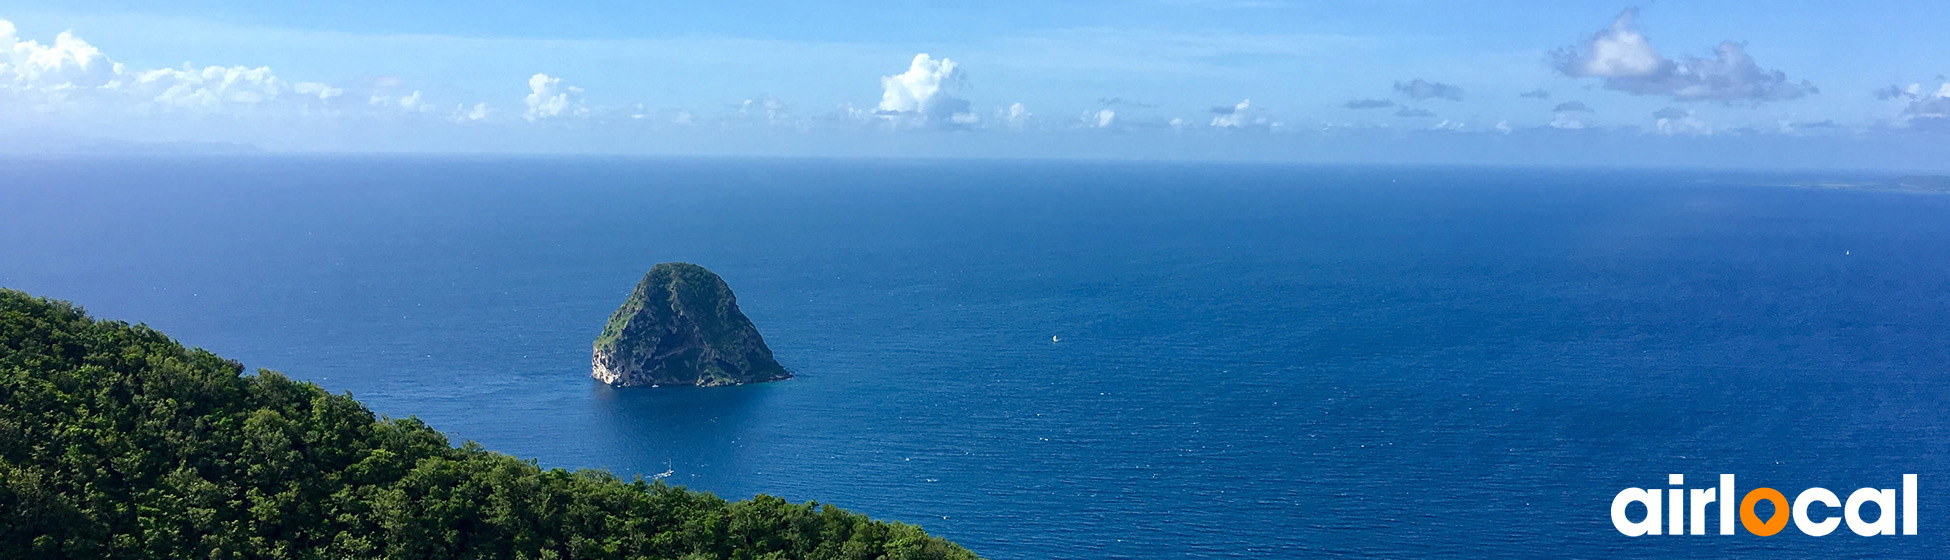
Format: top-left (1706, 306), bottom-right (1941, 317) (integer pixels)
top-left (1785, 175), bottom-right (1950, 194)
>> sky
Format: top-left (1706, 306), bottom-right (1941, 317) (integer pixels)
top-left (2, 1), bottom-right (1948, 169)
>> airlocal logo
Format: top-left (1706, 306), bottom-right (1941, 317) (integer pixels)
top-left (1612, 474), bottom-right (1918, 537)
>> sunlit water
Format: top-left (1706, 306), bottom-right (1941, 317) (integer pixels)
top-left (3, 156), bottom-right (1945, 558)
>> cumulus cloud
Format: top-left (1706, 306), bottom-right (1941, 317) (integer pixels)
top-left (1393, 79), bottom-right (1464, 101)
top-left (1877, 82), bottom-right (1948, 104)
top-left (1652, 107), bottom-right (1710, 135)
top-left (1001, 102), bottom-right (1030, 129)
top-left (1873, 84), bottom-right (1919, 101)
top-left (138, 65), bottom-right (287, 109)
top-left (1551, 8), bottom-right (1815, 103)
top-left (1519, 89), bottom-right (1552, 99)
top-left (0, 17), bottom-right (354, 116)
top-left (0, 19), bottom-right (123, 90)
top-left (524, 73), bottom-right (585, 121)
top-left (1549, 112), bottom-right (1585, 129)
top-left (293, 82), bottom-right (343, 101)
top-left (876, 53), bottom-right (975, 127)
top-left (1091, 108), bottom-right (1116, 128)
top-left (1209, 98), bottom-right (1265, 128)
top-left (451, 102), bottom-right (491, 123)
top-left (1893, 82), bottom-right (1950, 129)
top-left (1395, 107), bottom-right (1433, 118)
top-left (2, 18), bottom-right (292, 112)
top-left (733, 96), bottom-right (806, 127)
top-left (371, 90), bottom-right (425, 112)
top-left (1343, 98), bottom-right (1395, 109)
top-left (1553, 101), bottom-right (1594, 113)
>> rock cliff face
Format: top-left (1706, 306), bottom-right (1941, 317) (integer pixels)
top-left (593, 263), bottom-right (791, 387)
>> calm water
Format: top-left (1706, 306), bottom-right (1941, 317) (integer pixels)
top-left (2, 156), bottom-right (1946, 558)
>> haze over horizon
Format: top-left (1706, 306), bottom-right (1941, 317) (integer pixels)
top-left (4, 1), bottom-right (1949, 170)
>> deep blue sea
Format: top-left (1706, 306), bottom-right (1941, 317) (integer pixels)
top-left (2, 156), bottom-right (1946, 558)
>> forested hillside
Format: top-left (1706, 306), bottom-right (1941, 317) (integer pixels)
top-left (0, 289), bottom-right (978, 560)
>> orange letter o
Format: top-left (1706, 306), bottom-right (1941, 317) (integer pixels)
top-left (1741, 488), bottom-right (1790, 536)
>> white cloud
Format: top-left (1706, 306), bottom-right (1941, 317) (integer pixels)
top-left (1650, 107), bottom-right (1710, 135)
top-left (876, 53), bottom-right (975, 127)
top-left (1552, 8), bottom-right (1815, 103)
top-left (1894, 81), bottom-right (1950, 130)
top-left (1209, 98), bottom-right (1259, 128)
top-left (1879, 80), bottom-right (1950, 129)
top-left (1873, 80), bottom-right (1950, 130)
top-left (1494, 120), bottom-right (1513, 134)
top-left (1, 19), bottom-right (124, 90)
top-left (451, 102), bottom-right (491, 122)
top-left (1549, 112), bottom-right (1585, 129)
top-left (524, 73), bottom-right (585, 121)
top-left (1554, 11), bottom-right (1664, 79)
top-left (738, 96), bottom-right (789, 125)
top-left (138, 65), bottom-right (287, 109)
top-left (294, 81), bottom-right (343, 101)
top-left (1000, 102), bottom-right (1031, 129)
top-left (370, 90), bottom-right (424, 112)
top-left (1092, 108), bottom-right (1116, 128)
top-left (1, 18), bottom-right (345, 116)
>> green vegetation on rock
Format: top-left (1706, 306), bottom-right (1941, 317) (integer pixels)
top-left (0, 288), bottom-right (976, 560)
top-left (593, 263), bottom-right (790, 387)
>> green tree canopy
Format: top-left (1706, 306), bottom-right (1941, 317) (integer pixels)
top-left (0, 289), bottom-right (979, 560)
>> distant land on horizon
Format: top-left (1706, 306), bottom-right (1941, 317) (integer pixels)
top-left (1783, 174), bottom-right (1950, 194)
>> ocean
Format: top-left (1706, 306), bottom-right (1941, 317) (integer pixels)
top-left (2, 155), bottom-right (1945, 558)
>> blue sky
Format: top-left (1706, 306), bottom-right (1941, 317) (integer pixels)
top-left (3, 1), bottom-right (1948, 169)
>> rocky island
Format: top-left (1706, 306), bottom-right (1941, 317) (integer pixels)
top-left (593, 262), bottom-right (792, 387)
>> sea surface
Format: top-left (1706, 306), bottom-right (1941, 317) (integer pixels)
top-left (2, 156), bottom-right (1946, 558)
